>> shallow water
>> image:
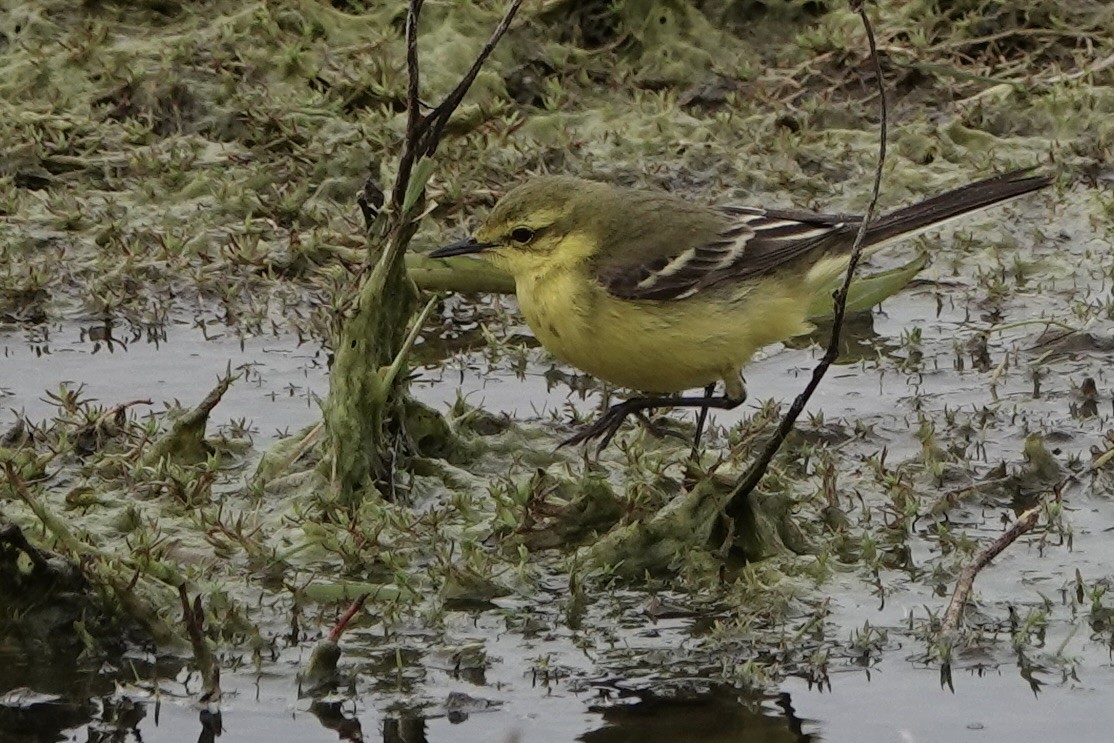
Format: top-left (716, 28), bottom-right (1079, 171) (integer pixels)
top-left (3, 250), bottom-right (1113, 741)
top-left (5, 0), bottom-right (1114, 735)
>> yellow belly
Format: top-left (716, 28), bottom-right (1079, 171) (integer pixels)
top-left (514, 268), bottom-right (812, 394)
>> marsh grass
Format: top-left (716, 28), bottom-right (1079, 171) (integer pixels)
top-left (1, 0), bottom-right (1113, 728)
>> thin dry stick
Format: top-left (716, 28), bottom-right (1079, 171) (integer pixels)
top-left (937, 455), bottom-right (1096, 635)
top-left (391, 0), bottom-right (525, 214)
top-left (939, 506), bottom-right (1041, 634)
top-left (726, 2), bottom-right (888, 515)
top-left (418, 0), bottom-right (525, 155)
top-left (390, 0), bottom-right (427, 213)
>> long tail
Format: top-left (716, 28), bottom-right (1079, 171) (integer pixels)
top-left (861, 167), bottom-right (1051, 247)
top-left (803, 167), bottom-right (1050, 289)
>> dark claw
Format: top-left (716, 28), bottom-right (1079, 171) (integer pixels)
top-left (559, 403), bottom-right (690, 452)
top-left (559, 401), bottom-right (640, 450)
top-left (559, 390), bottom-right (746, 454)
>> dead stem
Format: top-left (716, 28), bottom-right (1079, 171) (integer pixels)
top-left (940, 505), bottom-right (1042, 635)
top-left (178, 585), bottom-right (217, 694)
top-left (328, 592), bottom-right (369, 643)
top-left (323, 0), bottom-right (525, 500)
top-left (725, 1), bottom-right (889, 515)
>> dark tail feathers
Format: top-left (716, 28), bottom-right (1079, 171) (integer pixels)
top-left (863, 167), bottom-right (1051, 247)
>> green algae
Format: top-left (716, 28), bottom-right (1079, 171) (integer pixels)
top-left (1, 0), bottom-right (1112, 717)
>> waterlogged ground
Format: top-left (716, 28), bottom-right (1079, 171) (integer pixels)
top-left (3, 1), bottom-right (1114, 741)
top-left (5, 196), bottom-right (1114, 741)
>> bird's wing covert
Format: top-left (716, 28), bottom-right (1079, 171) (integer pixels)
top-left (598, 206), bottom-right (856, 301)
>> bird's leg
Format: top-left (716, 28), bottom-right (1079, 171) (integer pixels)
top-left (689, 383), bottom-right (718, 461)
top-left (687, 373), bottom-right (747, 459)
top-left (561, 388), bottom-right (746, 452)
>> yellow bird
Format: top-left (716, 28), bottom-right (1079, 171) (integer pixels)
top-left (431, 169), bottom-right (1050, 450)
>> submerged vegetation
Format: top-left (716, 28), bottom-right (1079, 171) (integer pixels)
top-left (2, 0), bottom-right (1114, 736)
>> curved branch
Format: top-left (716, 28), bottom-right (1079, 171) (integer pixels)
top-left (391, 0), bottom-right (524, 214)
top-left (417, 0), bottom-right (526, 157)
top-left (726, 3), bottom-right (889, 515)
top-left (940, 506), bottom-right (1041, 635)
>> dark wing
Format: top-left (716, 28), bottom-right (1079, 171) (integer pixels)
top-left (596, 168), bottom-right (1050, 302)
top-left (599, 205), bottom-right (856, 301)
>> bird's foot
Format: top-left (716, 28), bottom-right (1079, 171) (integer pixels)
top-left (634, 412), bottom-right (689, 444)
top-left (560, 400), bottom-right (644, 451)
top-left (560, 402), bottom-right (688, 452)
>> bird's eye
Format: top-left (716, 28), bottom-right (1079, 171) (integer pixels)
top-left (510, 226), bottom-right (536, 244)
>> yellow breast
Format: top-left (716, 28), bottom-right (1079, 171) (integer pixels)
top-left (514, 266), bottom-right (812, 394)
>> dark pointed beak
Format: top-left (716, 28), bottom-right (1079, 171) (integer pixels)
top-left (428, 236), bottom-right (496, 258)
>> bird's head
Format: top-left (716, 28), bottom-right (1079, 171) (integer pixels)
top-left (430, 176), bottom-right (610, 277)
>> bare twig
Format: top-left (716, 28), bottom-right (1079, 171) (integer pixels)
top-left (374, 0), bottom-right (524, 294)
top-left (939, 506), bottom-right (1042, 634)
top-left (726, 2), bottom-right (888, 516)
top-left (417, 0), bottom-right (526, 156)
top-left (404, 0), bottom-right (424, 140)
top-left (938, 451), bottom-right (1099, 636)
top-left (390, 0), bottom-right (524, 214)
top-left (391, 0), bottom-right (427, 213)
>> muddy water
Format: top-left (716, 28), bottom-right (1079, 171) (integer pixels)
top-left (4, 275), bottom-right (1113, 743)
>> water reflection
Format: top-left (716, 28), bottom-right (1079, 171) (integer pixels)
top-left (580, 687), bottom-right (814, 743)
top-left (311, 700), bottom-right (365, 741)
top-left (0, 651), bottom-right (163, 743)
top-left (383, 715), bottom-right (427, 743)
top-left (784, 309), bottom-right (896, 366)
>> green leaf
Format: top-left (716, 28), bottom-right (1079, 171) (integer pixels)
top-left (402, 156), bottom-right (435, 215)
top-left (807, 254), bottom-right (928, 321)
top-left (301, 581), bottom-right (413, 604)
